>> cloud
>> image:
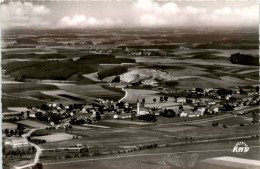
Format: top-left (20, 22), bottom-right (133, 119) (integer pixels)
top-left (1, 2), bottom-right (51, 29)
top-left (57, 15), bottom-right (122, 28)
top-left (132, 0), bottom-right (258, 27)
top-left (1, 1), bottom-right (258, 29)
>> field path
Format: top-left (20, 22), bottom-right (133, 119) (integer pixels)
top-left (118, 88), bottom-right (128, 102)
top-left (14, 128), bottom-right (45, 169)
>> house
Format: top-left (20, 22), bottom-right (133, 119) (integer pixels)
top-left (187, 98), bottom-right (196, 104)
top-left (142, 80), bottom-right (158, 87)
top-left (80, 108), bottom-right (89, 114)
top-left (225, 94), bottom-right (231, 100)
top-left (208, 101), bottom-right (216, 105)
top-left (189, 111), bottom-right (203, 117)
top-left (113, 114), bottom-right (131, 119)
top-left (177, 97), bottom-right (186, 103)
top-left (139, 111), bottom-right (147, 116)
top-left (124, 102), bottom-right (129, 108)
top-left (75, 144), bottom-right (83, 148)
top-left (212, 107), bottom-right (219, 113)
top-left (196, 107), bottom-right (206, 114)
top-left (180, 111), bottom-right (188, 117)
top-left (113, 114), bottom-right (119, 119)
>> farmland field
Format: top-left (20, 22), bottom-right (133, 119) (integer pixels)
top-left (2, 82), bottom-right (58, 94)
top-left (33, 133), bottom-right (76, 142)
top-left (214, 116), bottom-right (252, 126)
top-left (122, 89), bottom-right (175, 104)
top-left (59, 84), bottom-right (123, 99)
top-left (154, 126), bottom-right (198, 133)
top-left (2, 122), bottom-right (17, 130)
top-left (2, 95), bottom-right (46, 113)
top-left (42, 139), bottom-right (260, 169)
top-left (17, 120), bottom-right (49, 128)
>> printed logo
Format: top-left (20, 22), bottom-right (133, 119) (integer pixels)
top-left (232, 142), bottom-right (249, 155)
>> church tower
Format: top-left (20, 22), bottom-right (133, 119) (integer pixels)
top-left (137, 99), bottom-right (140, 116)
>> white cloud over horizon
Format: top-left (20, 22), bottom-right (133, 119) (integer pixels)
top-left (57, 15), bottom-right (122, 28)
top-left (133, 0), bottom-right (258, 27)
top-left (1, 2), bottom-right (51, 29)
top-left (1, 1), bottom-right (258, 29)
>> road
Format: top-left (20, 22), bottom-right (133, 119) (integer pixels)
top-left (118, 88), bottom-right (127, 102)
top-left (14, 128), bottom-right (44, 169)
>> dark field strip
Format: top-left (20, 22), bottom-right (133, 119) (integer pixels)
top-left (2, 95), bottom-right (46, 112)
top-left (2, 83), bottom-right (58, 94)
top-left (58, 94), bottom-right (84, 101)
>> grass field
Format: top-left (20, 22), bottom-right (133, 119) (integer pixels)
top-left (59, 84), bottom-right (121, 98)
top-left (37, 116), bottom-right (259, 154)
top-left (17, 120), bottom-right (49, 128)
top-left (83, 72), bottom-right (101, 82)
top-left (42, 139), bottom-right (260, 169)
top-left (154, 126), bottom-right (198, 133)
top-left (33, 133), bottom-right (76, 142)
top-left (97, 120), bottom-right (151, 128)
top-left (2, 95), bottom-right (46, 113)
top-left (122, 89), bottom-right (175, 104)
top-left (41, 90), bottom-right (94, 103)
top-left (2, 122), bottom-right (17, 130)
top-left (214, 116), bottom-right (252, 126)
top-left (2, 82), bottom-right (58, 94)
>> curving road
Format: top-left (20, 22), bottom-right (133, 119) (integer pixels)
top-left (14, 128), bottom-right (44, 169)
top-left (118, 88), bottom-right (128, 102)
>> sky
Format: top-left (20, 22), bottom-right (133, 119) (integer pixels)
top-left (1, 0), bottom-right (259, 29)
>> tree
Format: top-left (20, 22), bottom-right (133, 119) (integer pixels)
top-left (98, 106), bottom-right (104, 114)
top-left (160, 96), bottom-right (164, 102)
top-left (256, 86), bottom-right (259, 93)
top-left (217, 88), bottom-right (232, 96)
top-left (153, 98), bottom-right (156, 103)
top-left (96, 112), bottom-right (101, 121)
top-left (92, 103), bottom-right (96, 108)
top-left (32, 163), bottom-right (43, 169)
top-left (14, 129), bottom-right (18, 136)
top-left (164, 96), bottom-right (168, 102)
top-left (223, 104), bottom-right (234, 111)
top-left (142, 98), bottom-right (146, 104)
top-left (10, 130), bottom-right (14, 136)
top-left (26, 111), bottom-right (30, 119)
top-left (212, 122), bottom-right (218, 126)
top-left (69, 105), bottom-right (73, 111)
top-left (20, 112), bottom-right (25, 119)
top-left (196, 88), bottom-right (204, 93)
top-left (4, 129), bottom-right (9, 137)
top-left (112, 76), bottom-right (120, 83)
top-left (40, 104), bottom-right (49, 111)
top-left (151, 114), bottom-right (157, 122)
top-left (252, 112), bottom-right (259, 123)
top-left (87, 119), bottom-right (92, 124)
top-left (17, 124), bottom-right (24, 137)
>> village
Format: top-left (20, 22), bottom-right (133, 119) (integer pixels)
top-left (2, 82), bottom-right (260, 169)
top-left (3, 85), bottom-right (259, 141)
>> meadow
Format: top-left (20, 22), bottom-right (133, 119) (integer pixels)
top-left (42, 139), bottom-right (260, 169)
top-left (33, 133), bottom-right (76, 142)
